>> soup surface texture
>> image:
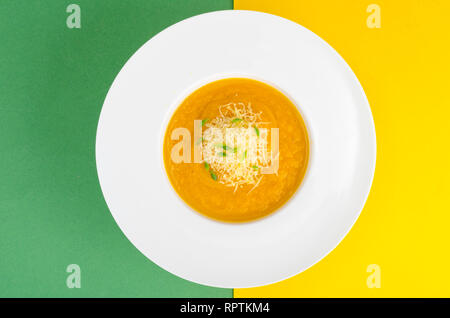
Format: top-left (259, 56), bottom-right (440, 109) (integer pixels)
top-left (163, 78), bottom-right (309, 222)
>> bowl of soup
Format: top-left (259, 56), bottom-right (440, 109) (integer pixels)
top-left (96, 10), bottom-right (376, 288)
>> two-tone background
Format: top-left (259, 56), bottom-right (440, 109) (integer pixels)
top-left (1, 0), bottom-right (449, 297)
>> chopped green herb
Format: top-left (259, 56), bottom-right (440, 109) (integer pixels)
top-left (231, 118), bottom-right (242, 123)
top-left (204, 162), bottom-right (210, 170)
top-left (253, 126), bottom-right (260, 137)
top-left (223, 145), bottom-right (233, 151)
top-left (240, 149), bottom-right (247, 161)
top-left (201, 119), bottom-right (209, 126)
top-left (233, 147), bottom-right (238, 153)
top-left (217, 152), bottom-right (227, 157)
top-left (252, 165), bottom-right (259, 170)
top-left (210, 171), bottom-right (217, 181)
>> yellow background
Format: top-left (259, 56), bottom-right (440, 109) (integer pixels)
top-left (234, 0), bottom-right (450, 297)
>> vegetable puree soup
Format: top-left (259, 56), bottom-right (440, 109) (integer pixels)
top-left (163, 78), bottom-right (309, 222)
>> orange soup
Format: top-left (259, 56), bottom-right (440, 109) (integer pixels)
top-left (163, 78), bottom-right (309, 222)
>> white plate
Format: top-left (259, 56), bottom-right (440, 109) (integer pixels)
top-left (96, 10), bottom-right (376, 288)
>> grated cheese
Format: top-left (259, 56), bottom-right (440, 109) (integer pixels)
top-left (201, 103), bottom-right (271, 192)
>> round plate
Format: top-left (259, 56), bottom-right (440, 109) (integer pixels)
top-left (96, 10), bottom-right (376, 288)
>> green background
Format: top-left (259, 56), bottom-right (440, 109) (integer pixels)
top-left (0, 0), bottom-right (233, 297)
